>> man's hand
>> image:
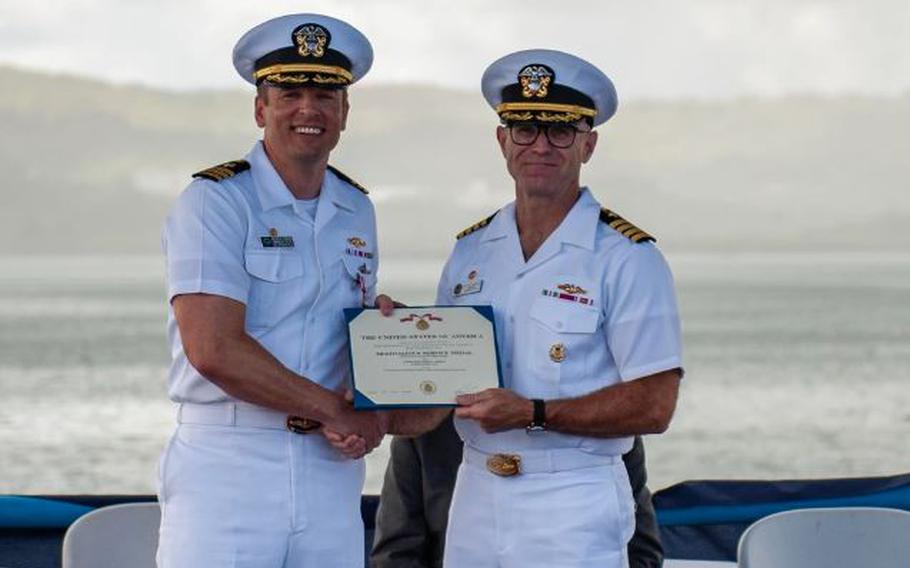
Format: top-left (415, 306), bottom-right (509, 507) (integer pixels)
top-left (455, 388), bottom-right (533, 433)
top-left (375, 293), bottom-right (406, 315)
top-left (322, 389), bottom-right (388, 459)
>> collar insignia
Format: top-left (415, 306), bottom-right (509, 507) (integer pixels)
top-left (518, 64), bottom-right (554, 99)
top-left (293, 23), bottom-right (330, 58)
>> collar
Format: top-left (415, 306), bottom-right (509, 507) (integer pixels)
top-left (482, 187), bottom-right (600, 251)
top-left (247, 141), bottom-right (294, 212)
top-left (246, 141), bottom-right (358, 216)
top-left (555, 187), bottom-right (600, 251)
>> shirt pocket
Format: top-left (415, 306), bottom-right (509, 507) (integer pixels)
top-left (244, 250), bottom-right (304, 329)
top-left (528, 298), bottom-right (600, 387)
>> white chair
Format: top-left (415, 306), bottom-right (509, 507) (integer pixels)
top-left (62, 502), bottom-right (160, 568)
top-left (737, 506), bottom-right (910, 568)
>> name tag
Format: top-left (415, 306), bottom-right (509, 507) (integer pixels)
top-left (261, 236), bottom-right (295, 248)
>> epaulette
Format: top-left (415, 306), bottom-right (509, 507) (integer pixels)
top-left (456, 211), bottom-right (499, 240)
top-left (599, 208), bottom-right (655, 243)
top-left (328, 164), bottom-right (368, 195)
top-left (191, 160), bottom-right (250, 182)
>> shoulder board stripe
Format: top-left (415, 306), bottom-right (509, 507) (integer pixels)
top-left (456, 211), bottom-right (499, 240)
top-left (192, 160), bottom-right (250, 182)
top-left (599, 208), bottom-right (655, 243)
top-left (327, 164), bottom-right (368, 195)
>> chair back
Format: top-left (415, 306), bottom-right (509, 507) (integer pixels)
top-left (62, 502), bottom-right (160, 568)
top-left (737, 507), bottom-right (910, 568)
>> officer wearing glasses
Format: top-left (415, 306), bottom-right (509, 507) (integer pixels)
top-left (435, 49), bottom-right (684, 568)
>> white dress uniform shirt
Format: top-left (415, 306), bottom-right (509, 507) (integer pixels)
top-left (163, 140), bottom-right (378, 404)
top-left (437, 188), bottom-right (682, 455)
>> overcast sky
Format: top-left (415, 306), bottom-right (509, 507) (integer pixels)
top-left (1, 0), bottom-right (908, 98)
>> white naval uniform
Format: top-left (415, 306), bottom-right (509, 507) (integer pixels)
top-left (157, 141), bottom-right (378, 568)
top-left (439, 189), bottom-right (683, 568)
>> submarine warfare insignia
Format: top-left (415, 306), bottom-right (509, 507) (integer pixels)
top-left (519, 64), bottom-right (554, 99)
top-left (293, 23), bottom-right (330, 58)
top-left (261, 227), bottom-right (294, 248)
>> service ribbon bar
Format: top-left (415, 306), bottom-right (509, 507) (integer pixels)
top-left (541, 289), bottom-right (595, 306)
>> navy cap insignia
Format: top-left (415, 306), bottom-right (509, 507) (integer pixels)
top-left (519, 64), bottom-right (554, 99)
top-left (293, 23), bottom-right (330, 58)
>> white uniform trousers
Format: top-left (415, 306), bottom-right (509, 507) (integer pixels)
top-left (443, 446), bottom-right (634, 568)
top-left (156, 403), bottom-right (366, 568)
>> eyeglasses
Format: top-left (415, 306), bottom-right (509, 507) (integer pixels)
top-left (508, 123), bottom-right (591, 149)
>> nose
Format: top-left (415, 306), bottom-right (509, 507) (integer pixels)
top-left (528, 130), bottom-right (553, 153)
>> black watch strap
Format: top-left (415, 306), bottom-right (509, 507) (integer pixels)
top-left (527, 398), bottom-right (547, 431)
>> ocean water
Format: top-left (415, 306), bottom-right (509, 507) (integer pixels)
top-left (1, 253), bottom-right (909, 494)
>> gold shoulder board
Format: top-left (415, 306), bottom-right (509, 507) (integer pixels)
top-left (328, 164), bottom-right (369, 195)
top-left (599, 208), bottom-right (655, 243)
top-left (456, 211), bottom-right (499, 240)
top-left (191, 160), bottom-right (250, 182)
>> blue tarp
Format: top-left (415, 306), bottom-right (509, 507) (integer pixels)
top-left (654, 473), bottom-right (910, 560)
top-left (2, 473), bottom-right (910, 565)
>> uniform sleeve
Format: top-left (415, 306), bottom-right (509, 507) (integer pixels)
top-left (604, 244), bottom-right (683, 381)
top-left (162, 181), bottom-right (250, 305)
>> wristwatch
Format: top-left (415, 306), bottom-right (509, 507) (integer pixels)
top-left (525, 398), bottom-right (547, 433)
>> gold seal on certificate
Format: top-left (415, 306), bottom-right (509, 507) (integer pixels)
top-left (343, 306), bottom-right (503, 408)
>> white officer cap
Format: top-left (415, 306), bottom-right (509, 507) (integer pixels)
top-left (232, 13), bottom-right (373, 87)
top-left (481, 49), bottom-right (618, 127)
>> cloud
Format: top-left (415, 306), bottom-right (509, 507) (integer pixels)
top-left (0, 0), bottom-right (908, 98)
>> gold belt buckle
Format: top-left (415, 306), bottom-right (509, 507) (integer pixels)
top-left (286, 416), bottom-right (321, 434)
top-left (486, 453), bottom-right (521, 477)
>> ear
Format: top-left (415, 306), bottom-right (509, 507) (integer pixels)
top-left (580, 130), bottom-right (598, 163)
top-left (496, 125), bottom-right (508, 158)
top-left (254, 93), bottom-right (267, 128)
top-left (340, 90), bottom-right (350, 131)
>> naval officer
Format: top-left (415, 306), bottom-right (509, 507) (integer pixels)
top-left (158, 14), bottom-right (397, 568)
top-left (439, 50), bottom-right (684, 567)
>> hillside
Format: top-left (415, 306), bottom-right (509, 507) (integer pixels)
top-left (1, 66), bottom-right (907, 255)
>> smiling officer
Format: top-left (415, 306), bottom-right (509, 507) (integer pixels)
top-left (439, 49), bottom-right (684, 568)
top-left (157, 14), bottom-right (390, 568)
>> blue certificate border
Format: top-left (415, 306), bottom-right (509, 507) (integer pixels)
top-left (343, 305), bottom-right (504, 410)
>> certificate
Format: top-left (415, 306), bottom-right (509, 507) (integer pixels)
top-left (344, 306), bottom-right (503, 409)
